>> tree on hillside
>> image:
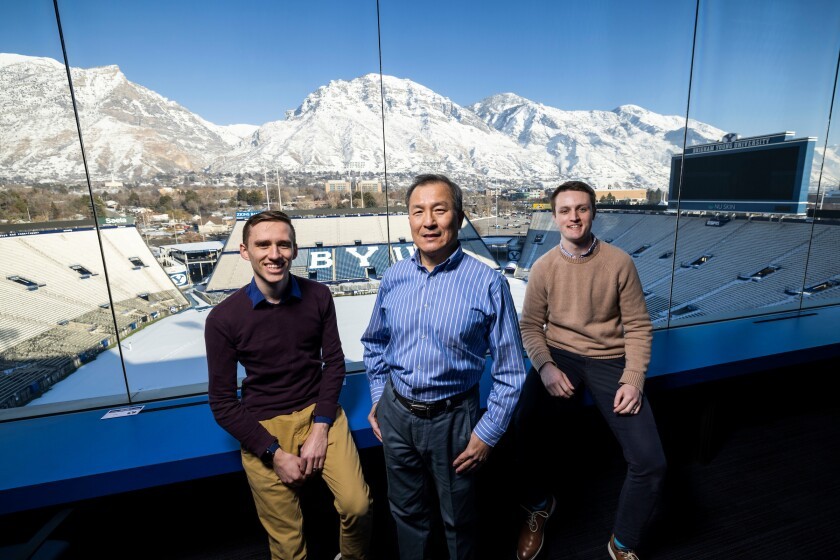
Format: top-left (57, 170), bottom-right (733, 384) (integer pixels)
top-left (647, 188), bottom-right (663, 204)
top-left (127, 190), bottom-right (142, 207)
top-left (182, 189), bottom-right (201, 214)
top-left (244, 189), bottom-right (265, 207)
top-left (93, 196), bottom-right (107, 217)
top-left (157, 194), bottom-right (174, 211)
top-left (69, 195), bottom-right (93, 218)
top-left (0, 190), bottom-right (28, 220)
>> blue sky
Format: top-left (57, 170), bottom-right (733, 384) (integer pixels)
top-left (2, 0), bottom-right (838, 141)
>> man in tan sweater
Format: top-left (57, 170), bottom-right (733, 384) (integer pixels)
top-left (515, 181), bottom-right (666, 560)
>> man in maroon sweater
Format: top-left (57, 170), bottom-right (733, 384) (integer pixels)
top-left (205, 211), bottom-right (371, 560)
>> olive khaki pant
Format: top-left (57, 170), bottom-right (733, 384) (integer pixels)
top-left (241, 404), bottom-right (372, 560)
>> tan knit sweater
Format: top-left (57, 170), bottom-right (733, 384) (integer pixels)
top-left (519, 240), bottom-right (653, 391)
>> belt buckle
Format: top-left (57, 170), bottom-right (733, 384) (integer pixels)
top-left (409, 402), bottom-right (433, 419)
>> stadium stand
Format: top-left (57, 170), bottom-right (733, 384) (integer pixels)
top-left (514, 211), bottom-right (840, 326)
top-left (0, 224), bottom-right (190, 409)
top-left (291, 248), bottom-right (311, 278)
top-left (205, 212), bottom-right (499, 294)
top-left (802, 222), bottom-right (840, 291)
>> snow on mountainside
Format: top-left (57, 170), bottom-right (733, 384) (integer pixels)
top-left (471, 94), bottom-right (725, 187)
top-left (0, 53), bottom-right (238, 181)
top-left (2, 53), bottom-right (836, 189)
top-left (814, 146), bottom-right (840, 190)
top-left (216, 123), bottom-right (259, 140)
top-left (212, 74), bottom-right (558, 180)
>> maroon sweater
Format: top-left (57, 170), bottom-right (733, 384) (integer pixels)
top-left (205, 276), bottom-right (345, 456)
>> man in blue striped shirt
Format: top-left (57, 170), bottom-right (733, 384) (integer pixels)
top-left (362, 174), bottom-right (527, 560)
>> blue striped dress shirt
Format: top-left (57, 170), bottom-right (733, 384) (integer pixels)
top-left (362, 245), bottom-right (527, 446)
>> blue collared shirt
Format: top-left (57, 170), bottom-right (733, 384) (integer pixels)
top-left (362, 245), bottom-right (527, 446)
top-left (246, 276), bottom-right (332, 426)
top-left (245, 276), bottom-right (302, 307)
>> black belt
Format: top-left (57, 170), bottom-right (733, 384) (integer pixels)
top-left (392, 385), bottom-right (477, 419)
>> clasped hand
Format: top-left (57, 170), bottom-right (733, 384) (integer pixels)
top-left (270, 423), bottom-right (329, 486)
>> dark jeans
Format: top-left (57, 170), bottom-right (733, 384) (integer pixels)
top-left (377, 381), bottom-right (480, 560)
top-left (514, 347), bottom-right (666, 549)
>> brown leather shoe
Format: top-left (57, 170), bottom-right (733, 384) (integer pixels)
top-left (516, 496), bottom-right (556, 560)
top-left (607, 534), bottom-right (640, 560)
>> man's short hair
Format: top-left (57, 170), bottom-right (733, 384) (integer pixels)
top-left (406, 174), bottom-right (463, 216)
top-left (242, 211), bottom-right (297, 246)
top-left (550, 181), bottom-right (597, 214)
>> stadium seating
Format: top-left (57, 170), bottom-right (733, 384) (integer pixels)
top-left (0, 226), bottom-right (190, 409)
top-left (513, 211), bottom-right (840, 326)
top-left (206, 213), bottom-right (499, 293)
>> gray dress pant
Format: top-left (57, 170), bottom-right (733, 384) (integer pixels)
top-left (377, 381), bottom-right (479, 560)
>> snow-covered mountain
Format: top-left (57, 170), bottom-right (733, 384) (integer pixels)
top-left (0, 53), bottom-right (242, 182)
top-left (212, 74), bottom-right (730, 187)
top-left (471, 94), bottom-right (724, 187)
top-left (2, 53), bottom-right (836, 189)
top-left (213, 74), bottom-right (561, 181)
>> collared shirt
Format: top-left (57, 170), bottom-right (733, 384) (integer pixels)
top-left (245, 275), bottom-right (302, 307)
top-left (560, 235), bottom-right (598, 259)
top-left (362, 245), bottom-right (527, 446)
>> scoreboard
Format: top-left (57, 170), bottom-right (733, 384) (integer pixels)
top-left (668, 132), bottom-right (815, 214)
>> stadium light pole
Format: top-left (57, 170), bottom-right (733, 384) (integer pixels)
top-left (347, 161), bottom-right (365, 210)
top-left (495, 183), bottom-right (499, 231)
top-left (276, 169), bottom-right (282, 211)
top-left (198, 211), bottom-right (206, 241)
top-left (264, 170), bottom-right (271, 210)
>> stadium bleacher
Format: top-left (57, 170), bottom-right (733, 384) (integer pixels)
top-left (206, 212), bottom-right (499, 294)
top-left (205, 210), bottom-right (840, 327)
top-left (0, 225), bottom-right (190, 409)
top-left (514, 211), bottom-right (840, 326)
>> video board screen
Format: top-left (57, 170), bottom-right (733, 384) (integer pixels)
top-left (668, 134), bottom-right (814, 214)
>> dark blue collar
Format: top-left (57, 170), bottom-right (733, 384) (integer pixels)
top-left (246, 275), bottom-right (302, 308)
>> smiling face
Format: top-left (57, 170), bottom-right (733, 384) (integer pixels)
top-left (240, 220), bottom-right (298, 298)
top-left (408, 181), bottom-right (464, 271)
top-left (553, 189), bottom-right (595, 249)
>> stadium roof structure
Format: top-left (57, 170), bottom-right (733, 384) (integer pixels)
top-left (160, 241), bottom-right (224, 253)
top-left (482, 236), bottom-right (519, 245)
top-left (206, 211), bottom-right (498, 292)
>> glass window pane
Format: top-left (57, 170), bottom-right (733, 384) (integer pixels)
top-left (0, 3), bottom-right (128, 419)
top-left (57, 1), bottom-right (384, 394)
top-left (669, 0), bottom-right (840, 327)
top-left (380, 0), bottom-right (695, 329)
top-left (802, 63), bottom-right (840, 310)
